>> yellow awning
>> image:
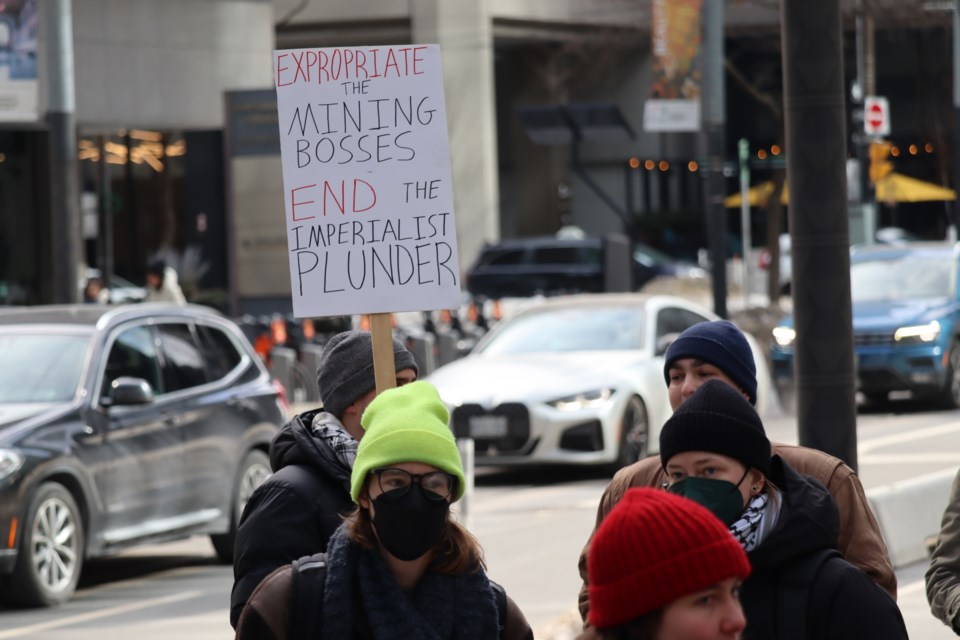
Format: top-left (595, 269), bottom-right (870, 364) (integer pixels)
top-left (723, 181), bottom-right (788, 208)
top-left (875, 173), bottom-right (957, 203)
top-left (725, 173), bottom-right (956, 208)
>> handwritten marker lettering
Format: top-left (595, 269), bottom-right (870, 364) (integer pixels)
top-left (274, 44), bottom-right (461, 318)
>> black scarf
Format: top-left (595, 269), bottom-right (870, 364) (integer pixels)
top-left (320, 524), bottom-right (499, 640)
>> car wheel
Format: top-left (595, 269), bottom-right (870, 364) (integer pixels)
top-left (941, 344), bottom-right (960, 409)
top-left (211, 449), bottom-right (271, 563)
top-left (616, 396), bottom-right (649, 469)
top-left (1, 482), bottom-right (84, 607)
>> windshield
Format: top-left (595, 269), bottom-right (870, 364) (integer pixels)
top-left (0, 333), bottom-right (90, 403)
top-left (851, 254), bottom-right (955, 302)
top-left (478, 306), bottom-right (645, 355)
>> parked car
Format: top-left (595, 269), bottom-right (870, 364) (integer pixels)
top-left (427, 293), bottom-right (774, 469)
top-left (464, 236), bottom-right (704, 300)
top-left (771, 242), bottom-right (960, 407)
top-left (760, 227), bottom-right (921, 296)
top-left (0, 304), bottom-right (287, 607)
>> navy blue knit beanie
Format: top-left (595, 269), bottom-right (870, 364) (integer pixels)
top-left (663, 320), bottom-right (757, 405)
top-left (660, 379), bottom-right (771, 477)
top-left (317, 331), bottom-right (418, 419)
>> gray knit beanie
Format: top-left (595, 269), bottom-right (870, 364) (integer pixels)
top-left (317, 331), bottom-right (419, 419)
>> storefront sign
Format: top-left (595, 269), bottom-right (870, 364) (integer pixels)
top-left (273, 44), bottom-right (461, 318)
top-left (643, 0), bottom-right (702, 132)
top-left (0, 0), bottom-right (38, 122)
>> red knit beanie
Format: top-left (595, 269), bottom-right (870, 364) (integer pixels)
top-left (587, 488), bottom-right (751, 630)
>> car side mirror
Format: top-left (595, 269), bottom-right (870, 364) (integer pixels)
top-left (655, 333), bottom-right (681, 357)
top-left (107, 377), bottom-right (155, 406)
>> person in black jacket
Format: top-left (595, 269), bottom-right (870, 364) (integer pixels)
top-left (659, 380), bottom-right (907, 640)
top-left (230, 330), bottom-right (418, 629)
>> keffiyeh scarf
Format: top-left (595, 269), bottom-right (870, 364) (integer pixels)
top-left (729, 493), bottom-right (769, 552)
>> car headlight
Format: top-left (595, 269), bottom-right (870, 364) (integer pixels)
top-left (773, 326), bottom-right (796, 347)
top-left (894, 321), bottom-right (941, 343)
top-left (0, 449), bottom-right (24, 481)
top-left (547, 388), bottom-right (614, 411)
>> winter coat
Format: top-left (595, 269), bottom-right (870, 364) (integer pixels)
top-left (738, 456), bottom-right (906, 640)
top-left (577, 441), bottom-right (895, 622)
top-left (230, 409), bottom-right (355, 628)
top-left (926, 466), bottom-right (960, 632)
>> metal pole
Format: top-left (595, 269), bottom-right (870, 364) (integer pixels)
top-left (45, 0), bottom-right (81, 303)
top-left (954, 0), bottom-right (960, 237)
top-left (856, 1), bottom-right (876, 246)
top-left (97, 134), bottom-right (113, 291)
top-left (702, 0), bottom-right (728, 318)
top-left (738, 139), bottom-right (752, 302)
top-left (782, 0), bottom-right (858, 470)
top-left (456, 438), bottom-right (475, 531)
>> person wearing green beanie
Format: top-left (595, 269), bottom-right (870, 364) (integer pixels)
top-left (236, 381), bottom-right (533, 640)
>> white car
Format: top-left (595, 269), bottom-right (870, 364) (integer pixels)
top-left (428, 293), bottom-right (775, 468)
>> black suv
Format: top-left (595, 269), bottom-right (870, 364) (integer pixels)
top-left (0, 304), bottom-right (286, 607)
top-left (465, 236), bottom-right (702, 299)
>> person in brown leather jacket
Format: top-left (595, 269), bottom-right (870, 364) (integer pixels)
top-left (926, 467), bottom-right (960, 633)
top-left (577, 320), bottom-right (896, 624)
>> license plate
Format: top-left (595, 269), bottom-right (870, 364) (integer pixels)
top-left (469, 415), bottom-right (508, 438)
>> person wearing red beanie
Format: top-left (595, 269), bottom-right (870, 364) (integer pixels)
top-left (583, 487), bottom-right (749, 640)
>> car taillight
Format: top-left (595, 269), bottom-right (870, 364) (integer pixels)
top-left (273, 378), bottom-right (290, 414)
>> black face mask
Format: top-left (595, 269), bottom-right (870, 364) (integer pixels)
top-left (371, 487), bottom-right (450, 561)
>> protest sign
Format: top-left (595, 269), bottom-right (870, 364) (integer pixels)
top-left (273, 44), bottom-right (462, 319)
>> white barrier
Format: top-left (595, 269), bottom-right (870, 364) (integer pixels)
top-left (867, 468), bottom-right (957, 568)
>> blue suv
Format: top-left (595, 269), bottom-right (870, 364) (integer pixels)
top-left (771, 242), bottom-right (960, 407)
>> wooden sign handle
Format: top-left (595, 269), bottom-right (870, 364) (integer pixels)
top-left (370, 313), bottom-right (397, 395)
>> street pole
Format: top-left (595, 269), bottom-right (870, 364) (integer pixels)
top-left (702, 0), bottom-right (728, 318)
top-left (856, 0), bottom-right (876, 245)
top-left (44, 0), bottom-right (81, 303)
top-left (954, 0), bottom-right (960, 237)
top-left (738, 138), bottom-right (751, 302)
top-left (782, 0), bottom-right (858, 470)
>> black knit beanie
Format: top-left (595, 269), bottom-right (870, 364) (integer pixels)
top-left (659, 379), bottom-right (771, 476)
top-left (663, 320), bottom-right (758, 405)
top-left (317, 330), bottom-right (419, 419)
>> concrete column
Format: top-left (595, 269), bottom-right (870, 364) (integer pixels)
top-left (411, 0), bottom-right (499, 273)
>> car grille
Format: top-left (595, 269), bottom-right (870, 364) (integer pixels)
top-left (854, 331), bottom-right (895, 347)
top-left (451, 403), bottom-right (531, 454)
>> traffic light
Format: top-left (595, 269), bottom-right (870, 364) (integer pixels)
top-left (869, 141), bottom-right (894, 182)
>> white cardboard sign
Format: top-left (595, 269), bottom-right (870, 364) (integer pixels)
top-left (273, 45), bottom-right (461, 318)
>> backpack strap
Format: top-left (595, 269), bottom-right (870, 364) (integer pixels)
top-left (289, 552), bottom-right (328, 640)
top-left (490, 580), bottom-right (508, 636)
top-left (777, 548), bottom-right (842, 640)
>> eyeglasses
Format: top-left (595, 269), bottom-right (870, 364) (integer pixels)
top-left (370, 468), bottom-right (456, 501)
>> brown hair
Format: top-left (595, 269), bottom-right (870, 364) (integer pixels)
top-left (595, 609), bottom-right (663, 640)
top-left (348, 486), bottom-right (486, 575)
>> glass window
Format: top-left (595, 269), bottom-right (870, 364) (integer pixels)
top-left (851, 254), bottom-right (955, 302)
top-left (478, 305), bottom-right (645, 355)
top-left (481, 249), bottom-right (526, 266)
top-left (532, 247), bottom-right (580, 265)
top-left (157, 323), bottom-right (207, 392)
top-left (196, 324), bottom-right (243, 381)
top-left (655, 310), bottom-right (710, 355)
top-left (0, 332), bottom-right (89, 403)
top-left (102, 326), bottom-right (164, 399)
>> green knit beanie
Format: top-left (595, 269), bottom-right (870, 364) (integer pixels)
top-left (350, 380), bottom-right (465, 503)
